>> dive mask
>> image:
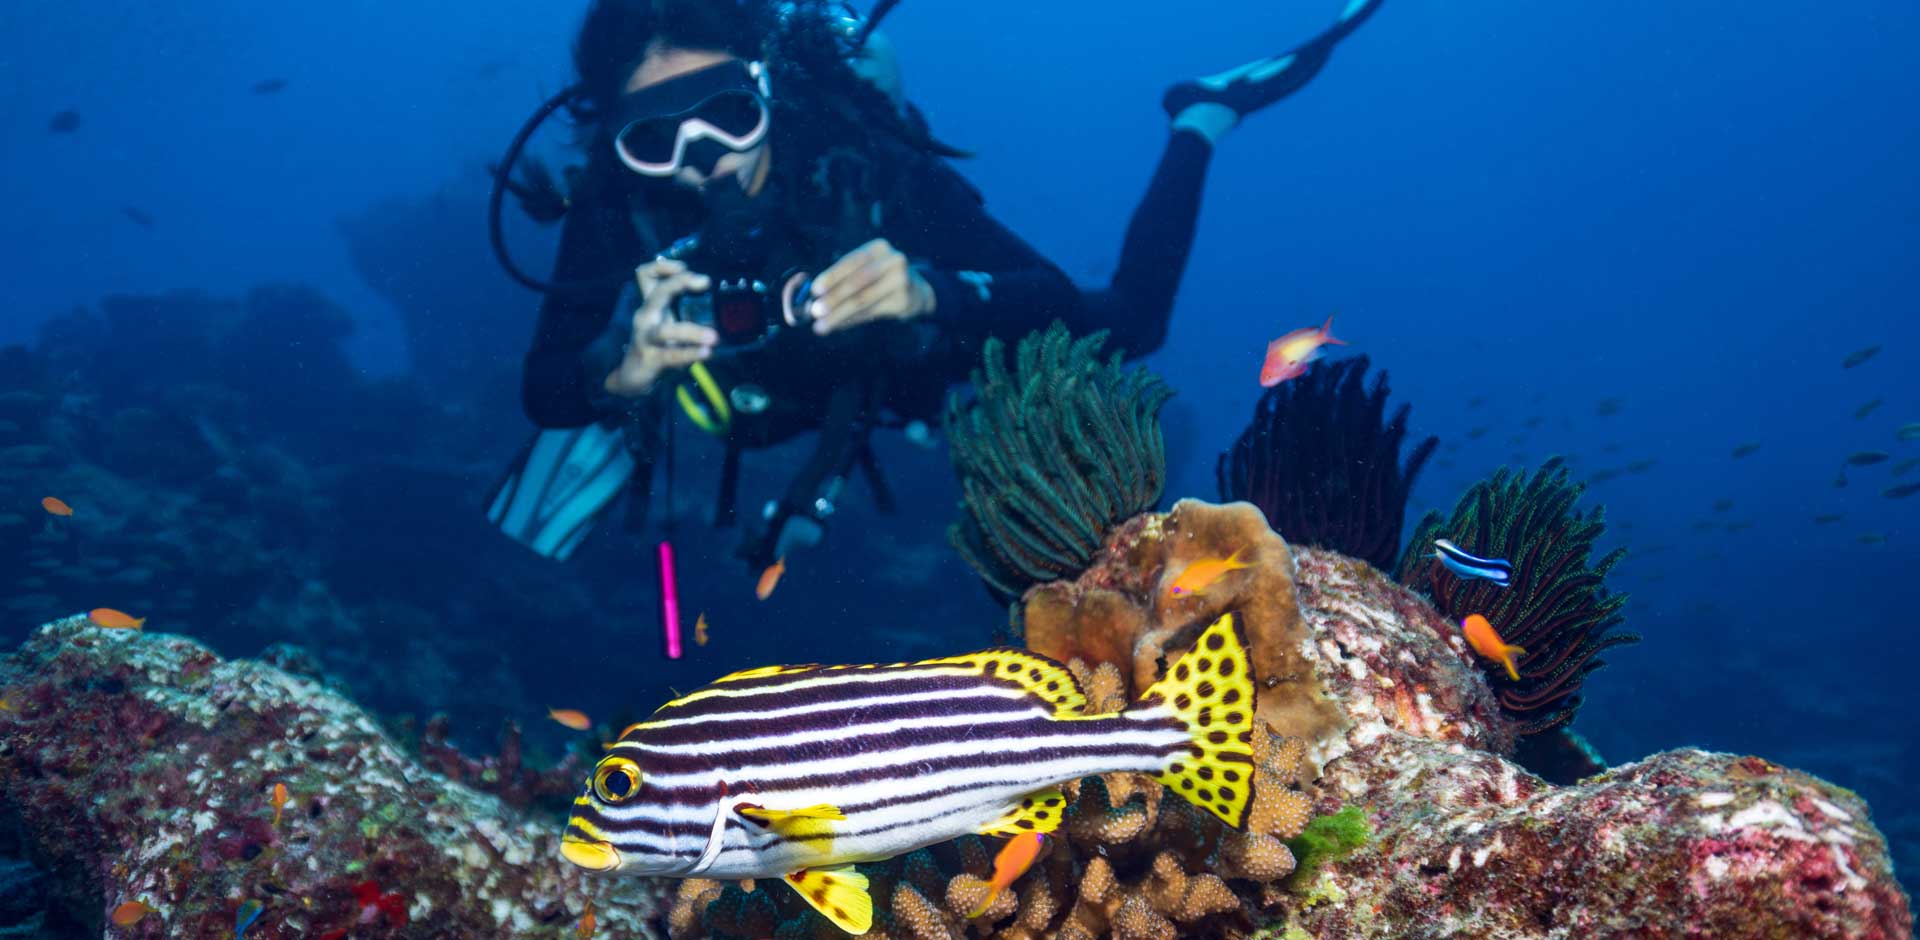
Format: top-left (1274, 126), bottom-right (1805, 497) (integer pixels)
top-left (613, 60), bottom-right (771, 178)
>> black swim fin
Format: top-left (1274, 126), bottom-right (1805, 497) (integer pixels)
top-left (1162, 0), bottom-right (1385, 120)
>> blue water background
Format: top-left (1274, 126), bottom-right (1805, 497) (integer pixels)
top-left (3, 0), bottom-right (1916, 893)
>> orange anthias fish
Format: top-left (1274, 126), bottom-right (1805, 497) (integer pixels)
top-left (694, 612), bottom-right (710, 647)
top-left (576, 899), bottom-right (597, 939)
top-left (1167, 549), bottom-right (1251, 597)
top-left (1461, 614), bottom-right (1526, 681)
top-left (111, 900), bottom-right (155, 926)
top-left (549, 708), bottom-right (593, 731)
top-left (756, 557), bottom-right (786, 601)
top-left (270, 783), bottom-right (289, 827)
top-left (41, 496), bottom-right (73, 517)
top-left (968, 833), bottom-right (1048, 918)
top-left (88, 608), bottom-right (146, 630)
top-left (1260, 314), bottom-right (1348, 387)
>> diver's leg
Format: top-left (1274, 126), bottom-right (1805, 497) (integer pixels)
top-left (1084, 131), bottom-right (1213, 358)
top-left (1092, 0), bottom-right (1387, 357)
top-left (1162, 0), bottom-right (1385, 142)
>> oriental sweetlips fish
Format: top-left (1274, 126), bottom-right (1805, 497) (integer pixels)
top-left (562, 614), bottom-right (1258, 934)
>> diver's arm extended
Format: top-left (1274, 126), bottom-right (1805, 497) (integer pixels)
top-left (889, 155), bottom-right (1089, 343)
top-left (521, 171), bottom-right (643, 428)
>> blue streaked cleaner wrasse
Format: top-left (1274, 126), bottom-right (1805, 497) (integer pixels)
top-left (1433, 538), bottom-right (1512, 587)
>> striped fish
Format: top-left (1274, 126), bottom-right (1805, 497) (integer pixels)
top-left (1433, 538), bottom-right (1512, 587)
top-left (562, 613), bottom-right (1258, 934)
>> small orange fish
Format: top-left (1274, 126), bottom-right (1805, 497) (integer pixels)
top-left (270, 782), bottom-right (288, 827)
top-left (88, 608), bottom-right (146, 630)
top-left (1260, 313), bottom-right (1348, 387)
top-left (694, 612), bottom-right (710, 647)
top-left (576, 898), bottom-right (597, 939)
top-left (756, 557), bottom-right (786, 601)
top-left (1462, 614), bottom-right (1526, 681)
top-left (549, 708), bottom-right (592, 731)
top-left (111, 899), bottom-right (155, 926)
top-left (968, 833), bottom-right (1048, 918)
top-left (41, 496), bottom-right (73, 517)
top-left (1167, 549), bottom-right (1251, 597)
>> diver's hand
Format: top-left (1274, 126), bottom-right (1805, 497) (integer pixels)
top-left (807, 238), bottom-right (936, 336)
top-left (604, 258), bottom-right (717, 398)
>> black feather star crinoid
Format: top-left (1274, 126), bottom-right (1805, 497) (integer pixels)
top-left (1396, 457), bottom-right (1637, 736)
top-left (945, 323), bottom-right (1173, 605)
top-left (1216, 355), bottom-right (1438, 572)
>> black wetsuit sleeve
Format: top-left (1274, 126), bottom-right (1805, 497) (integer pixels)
top-left (888, 156), bottom-right (1090, 343)
top-left (521, 165), bottom-right (642, 428)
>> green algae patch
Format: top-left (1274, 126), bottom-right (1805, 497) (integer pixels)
top-left (1286, 805), bottom-right (1371, 889)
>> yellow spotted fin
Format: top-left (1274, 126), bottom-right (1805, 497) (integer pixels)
top-left (784, 866), bottom-right (872, 934)
top-left (921, 648), bottom-right (1088, 715)
top-left (1143, 612), bottom-right (1257, 829)
top-left (977, 788), bottom-right (1065, 837)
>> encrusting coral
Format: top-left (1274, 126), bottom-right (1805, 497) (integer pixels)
top-left (1216, 355), bottom-right (1437, 572)
top-left (1022, 499), bottom-right (1350, 750)
top-left (946, 324), bottom-right (1173, 604)
top-left (0, 615), bottom-right (662, 939)
top-left (1396, 456), bottom-right (1637, 737)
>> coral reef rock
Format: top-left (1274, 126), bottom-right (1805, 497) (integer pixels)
top-left (1034, 502), bottom-right (1909, 939)
top-left (0, 616), bottom-right (663, 939)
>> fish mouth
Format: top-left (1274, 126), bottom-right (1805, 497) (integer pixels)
top-left (561, 834), bottom-right (623, 872)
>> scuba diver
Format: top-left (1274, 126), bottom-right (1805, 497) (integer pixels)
top-left (489, 0), bottom-right (1386, 569)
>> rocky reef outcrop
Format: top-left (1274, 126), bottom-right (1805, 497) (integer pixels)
top-left (0, 502), bottom-right (1909, 939)
top-left (0, 615), bottom-right (661, 939)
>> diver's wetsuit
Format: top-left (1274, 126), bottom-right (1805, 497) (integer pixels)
top-left (521, 132), bottom-right (1209, 430)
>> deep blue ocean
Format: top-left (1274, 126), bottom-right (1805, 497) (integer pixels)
top-left (4, 0), bottom-right (1916, 911)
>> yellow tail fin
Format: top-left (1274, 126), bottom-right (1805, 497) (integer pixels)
top-left (1142, 612), bottom-right (1257, 829)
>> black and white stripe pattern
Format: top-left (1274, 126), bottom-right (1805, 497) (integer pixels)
top-left (569, 658), bottom-right (1188, 878)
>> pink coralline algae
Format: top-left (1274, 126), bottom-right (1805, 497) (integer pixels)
top-left (0, 615), bottom-right (664, 939)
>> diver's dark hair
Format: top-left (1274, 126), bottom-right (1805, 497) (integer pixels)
top-left (568, 0), bottom-right (961, 158)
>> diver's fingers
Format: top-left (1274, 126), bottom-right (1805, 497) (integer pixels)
top-left (809, 239), bottom-right (890, 302)
top-left (636, 257), bottom-right (687, 295)
top-left (818, 266), bottom-right (908, 334)
top-left (655, 345), bottom-right (713, 369)
top-left (818, 252), bottom-right (901, 315)
top-left (638, 270), bottom-right (710, 322)
top-left (653, 319), bottom-right (720, 349)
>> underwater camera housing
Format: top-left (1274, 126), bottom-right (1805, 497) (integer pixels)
top-left (663, 208), bottom-right (815, 348)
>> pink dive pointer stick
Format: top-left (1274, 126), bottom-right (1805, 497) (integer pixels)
top-left (658, 540), bottom-right (683, 659)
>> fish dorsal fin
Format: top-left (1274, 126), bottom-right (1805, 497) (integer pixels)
top-left (784, 866), bottom-right (873, 935)
top-left (711, 663), bottom-right (822, 684)
top-left (1144, 612), bottom-right (1258, 830)
top-left (923, 648), bottom-right (1087, 716)
top-left (977, 787), bottom-right (1065, 838)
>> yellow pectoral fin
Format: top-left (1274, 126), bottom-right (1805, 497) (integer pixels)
top-left (785, 866), bottom-right (872, 935)
top-left (739, 803), bottom-right (844, 851)
top-left (738, 803), bottom-right (846, 823)
top-left (977, 788), bottom-right (1065, 838)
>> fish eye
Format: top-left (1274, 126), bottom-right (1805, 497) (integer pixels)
top-left (593, 758), bottom-right (642, 803)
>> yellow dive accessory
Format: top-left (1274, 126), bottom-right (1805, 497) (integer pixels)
top-left (675, 361), bottom-right (732, 434)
